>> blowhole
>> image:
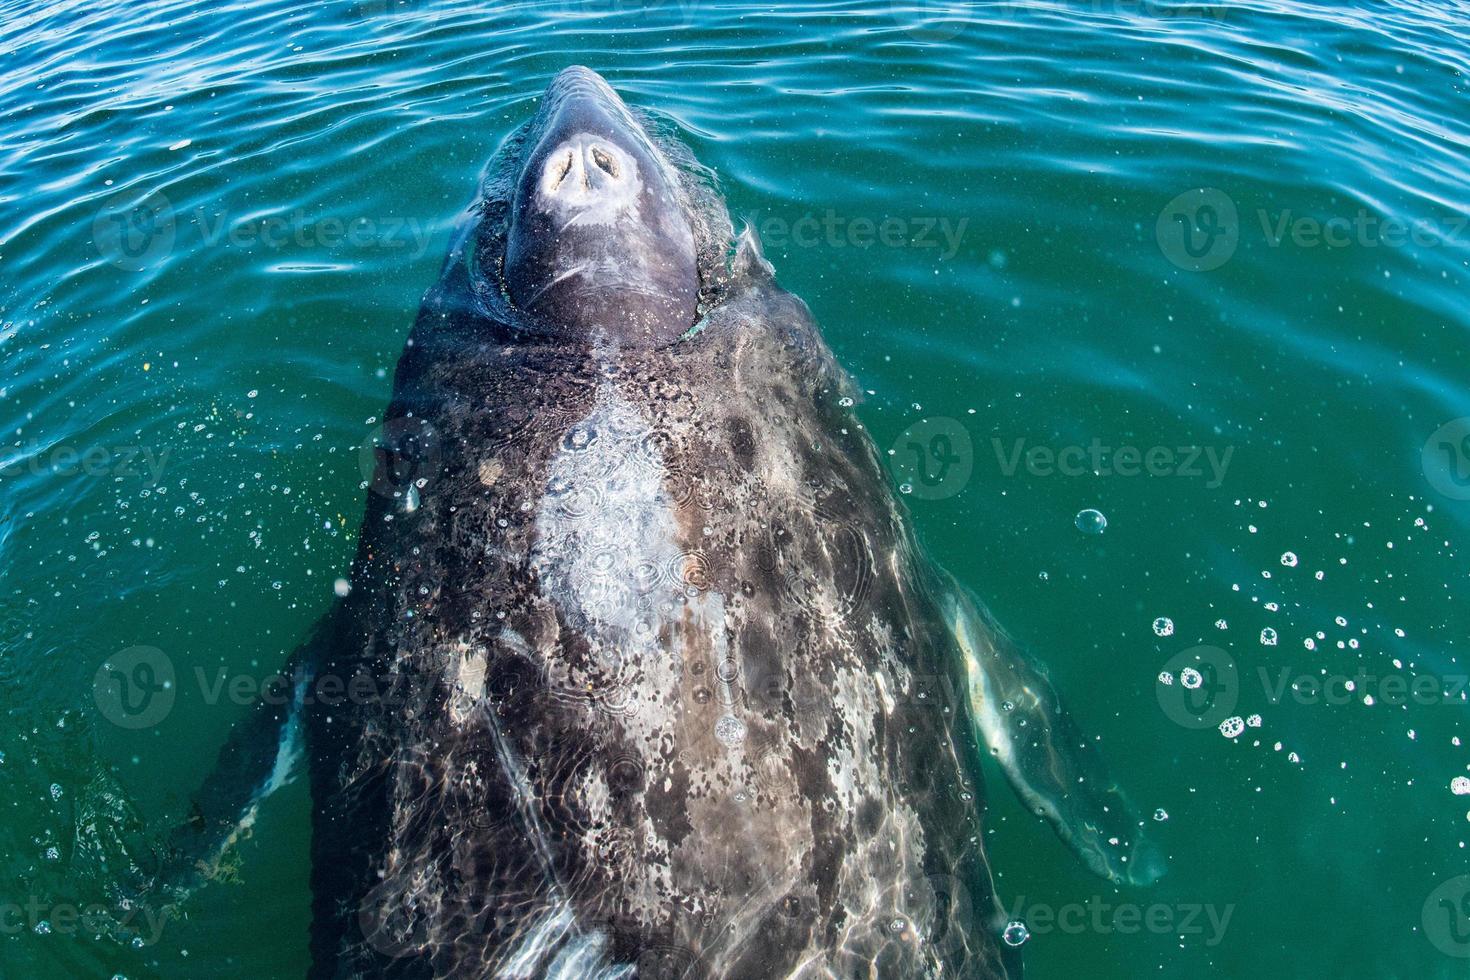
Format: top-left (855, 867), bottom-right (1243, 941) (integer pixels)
top-left (591, 146), bottom-right (619, 178)
top-left (551, 150), bottom-right (574, 188)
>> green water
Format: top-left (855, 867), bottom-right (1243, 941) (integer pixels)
top-left (2, 0), bottom-right (1469, 977)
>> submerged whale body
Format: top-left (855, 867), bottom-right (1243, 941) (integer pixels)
top-left (164, 66), bottom-right (1161, 979)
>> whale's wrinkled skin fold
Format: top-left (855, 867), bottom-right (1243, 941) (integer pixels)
top-left (158, 65), bottom-right (1156, 980)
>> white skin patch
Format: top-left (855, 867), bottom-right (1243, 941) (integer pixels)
top-left (532, 385), bottom-right (682, 641)
top-left (534, 131), bottom-right (644, 229)
top-left (446, 642), bottom-right (487, 726)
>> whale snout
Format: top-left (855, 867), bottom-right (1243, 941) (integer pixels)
top-left (503, 66), bottom-right (699, 347)
top-left (547, 64), bottom-right (619, 101)
top-left (527, 67), bottom-right (650, 221)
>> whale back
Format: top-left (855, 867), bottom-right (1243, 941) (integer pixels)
top-left (303, 267), bottom-right (1018, 979)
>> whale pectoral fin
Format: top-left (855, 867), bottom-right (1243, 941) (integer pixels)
top-left (941, 573), bottom-right (1166, 887)
top-left (148, 606), bottom-right (333, 908)
top-left (731, 223), bottom-right (775, 281)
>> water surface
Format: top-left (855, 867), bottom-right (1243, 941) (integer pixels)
top-left (2, 1), bottom-right (1469, 977)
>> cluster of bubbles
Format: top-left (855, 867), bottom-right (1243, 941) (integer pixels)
top-left (1218, 714), bottom-right (1263, 739)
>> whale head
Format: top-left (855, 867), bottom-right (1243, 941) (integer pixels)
top-left (500, 66), bottom-right (700, 348)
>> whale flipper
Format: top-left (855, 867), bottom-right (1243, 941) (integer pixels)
top-left (149, 606), bottom-right (334, 907)
top-left (941, 571), bottom-right (1166, 887)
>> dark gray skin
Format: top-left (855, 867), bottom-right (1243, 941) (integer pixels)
top-left (501, 67), bottom-right (699, 344)
top-left (160, 66), bottom-right (1159, 979)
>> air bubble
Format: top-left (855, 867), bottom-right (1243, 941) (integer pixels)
top-left (1002, 921), bottom-right (1030, 947)
top-left (1075, 508), bottom-right (1107, 535)
top-left (714, 715), bottom-right (746, 746)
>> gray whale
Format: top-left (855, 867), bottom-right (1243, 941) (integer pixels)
top-left (160, 66), bottom-right (1160, 979)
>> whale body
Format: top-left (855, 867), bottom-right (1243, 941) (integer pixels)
top-left (161, 67), bottom-right (1160, 979)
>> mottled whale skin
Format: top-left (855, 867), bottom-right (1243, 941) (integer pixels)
top-left (163, 66), bottom-right (1159, 980)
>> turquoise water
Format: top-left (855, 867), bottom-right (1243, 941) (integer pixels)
top-left (2, 0), bottom-right (1469, 976)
